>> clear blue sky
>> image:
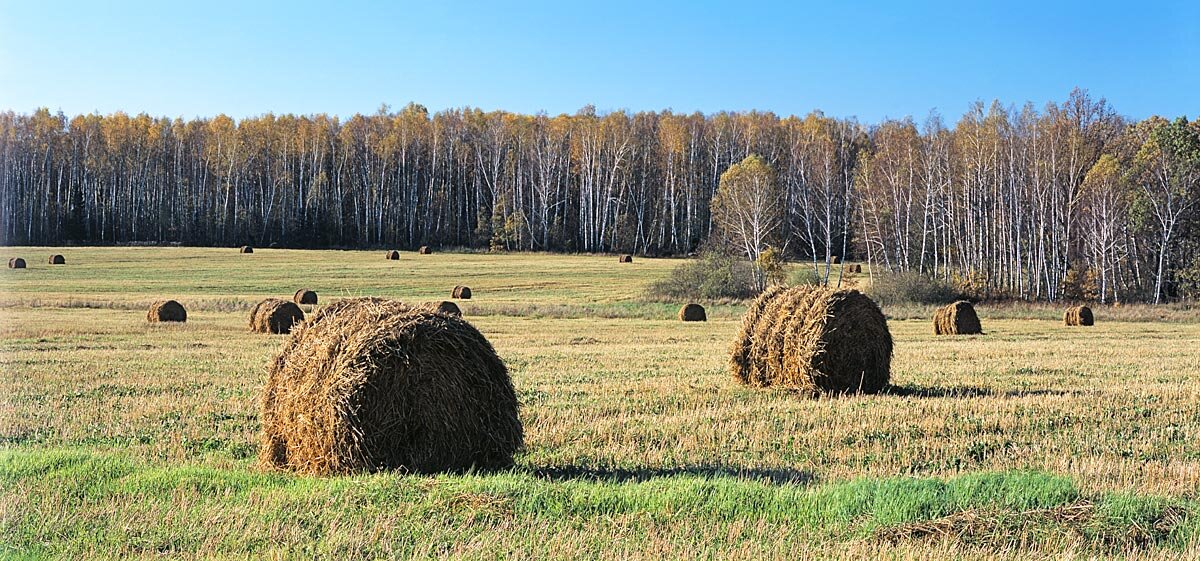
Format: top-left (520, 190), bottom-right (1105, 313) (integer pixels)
top-left (1, 0), bottom-right (1196, 123)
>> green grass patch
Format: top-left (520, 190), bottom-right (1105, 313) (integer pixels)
top-left (1, 448), bottom-right (1195, 558)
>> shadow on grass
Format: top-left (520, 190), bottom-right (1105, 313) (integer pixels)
top-left (527, 465), bottom-right (814, 485)
top-left (883, 384), bottom-right (1077, 398)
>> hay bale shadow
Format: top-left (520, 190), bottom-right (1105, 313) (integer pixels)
top-left (884, 384), bottom-right (1076, 398)
top-left (529, 465), bottom-right (814, 486)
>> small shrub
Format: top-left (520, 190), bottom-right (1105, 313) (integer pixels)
top-left (952, 270), bottom-right (990, 301)
top-left (790, 266), bottom-right (822, 287)
top-left (649, 252), bottom-right (756, 300)
top-left (868, 271), bottom-right (957, 306)
top-left (755, 246), bottom-right (789, 287)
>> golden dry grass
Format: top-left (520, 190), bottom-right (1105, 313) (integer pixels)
top-left (1, 247), bottom-right (1199, 559)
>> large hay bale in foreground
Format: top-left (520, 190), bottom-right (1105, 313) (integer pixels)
top-left (418, 246), bottom-right (432, 254)
top-left (426, 301), bottom-right (462, 316)
top-left (147, 300), bottom-right (187, 323)
top-left (240, 246), bottom-right (254, 254)
top-left (48, 254), bottom-right (65, 265)
top-left (250, 298), bottom-right (305, 334)
top-left (259, 298), bottom-right (522, 474)
top-left (730, 286), bottom-right (892, 394)
top-left (619, 255), bottom-right (634, 263)
top-left (933, 301), bottom-right (982, 335)
top-left (730, 285), bottom-right (787, 385)
top-left (1064, 305), bottom-right (1094, 326)
top-left (8, 258), bottom-right (26, 269)
top-left (679, 303), bottom-right (707, 322)
top-left (294, 289), bottom-right (318, 305)
top-left (452, 285), bottom-right (472, 299)
top-left (385, 250), bottom-right (400, 260)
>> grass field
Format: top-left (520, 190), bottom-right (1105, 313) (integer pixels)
top-left (2, 247), bottom-right (1199, 560)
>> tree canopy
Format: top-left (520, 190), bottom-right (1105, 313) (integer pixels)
top-left (3, 90), bottom-right (1199, 302)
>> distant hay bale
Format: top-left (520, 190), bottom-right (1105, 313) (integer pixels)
top-left (385, 250), bottom-right (400, 260)
top-left (850, 264), bottom-right (862, 273)
top-left (426, 301), bottom-right (462, 317)
top-left (830, 256), bottom-right (840, 264)
top-left (730, 285), bottom-right (892, 394)
top-left (679, 303), bottom-right (707, 322)
top-left (933, 301), bottom-right (983, 335)
top-left (1064, 305), bottom-right (1094, 326)
top-left (240, 246), bottom-right (254, 254)
top-left (8, 257), bottom-right (26, 269)
top-left (147, 300), bottom-right (187, 323)
top-left (619, 255), bottom-right (633, 263)
top-left (258, 297), bottom-right (522, 474)
top-left (418, 246), bottom-right (432, 254)
top-left (452, 285), bottom-right (472, 299)
top-left (250, 298), bottom-right (305, 334)
top-left (48, 254), bottom-right (65, 265)
top-left (294, 289), bottom-right (318, 305)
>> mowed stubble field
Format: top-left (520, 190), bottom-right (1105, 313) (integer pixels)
top-left (1, 247), bottom-right (1199, 560)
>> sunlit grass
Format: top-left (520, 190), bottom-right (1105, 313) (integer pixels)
top-left (1, 246), bottom-right (1199, 559)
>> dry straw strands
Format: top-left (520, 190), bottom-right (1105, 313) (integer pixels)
top-left (1064, 305), bottom-right (1094, 326)
top-left (8, 257), bottom-right (26, 269)
top-left (933, 301), bottom-right (983, 335)
top-left (240, 246), bottom-right (254, 253)
top-left (294, 289), bottom-right (318, 305)
top-left (48, 254), bottom-right (65, 265)
top-left (730, 285), bottom-right (892, 394)
top-left (619, 255), bottom-right (633, 263)
top-left (147, 300), bottom-right (187, 322)
top-left (418, 246), bottom-right (432, 254)
top-left (385, 250), bottom-right (401, 260)
top-left (259, 297), bottom-right (522, 474)
top-left (250, 298), bottom-right (305, 334)
top-left (452, 285), bottom-right (472, 299)
top-left (679, 303), bottom-right (707, 322)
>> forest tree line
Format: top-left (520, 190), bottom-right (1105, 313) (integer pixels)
top-left (2, 89), bottom-right (1199, 302)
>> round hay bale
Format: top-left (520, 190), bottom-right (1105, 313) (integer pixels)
top-left (679, 303), bottom-right (707, 322)
top-left (426, 301), bottom-right (462, 317)
top-left (147, 300), bottom-right (187, 323)
top-left (418, 246), bottom-right (432, 255)
top-left (259, 297), bottom-right (523, 474)
top-left (294, 289), bottom-right (318, 305)
top-left (850, 264), bottom-right (862, 273)
top-left (240, 246), bottom-right (254, 253)
top-left (250, 298), bottom-right (305, 334)
top-left (1064, 305), bottom-right (1094, 326)
top-left (385, 250), bottom-right (400, 260)
top-left (731, 286), bottom-right (788, 386)
top-left (8, 257), bottom-right (26, 269)
top-left (933, 301), bottom-right (982, 335)
top-left (729, 286), bottom-right (891, 394)
top-left (619, 255), bottom-right (634, 263)
top-left (48, 254), bottom-right (65, 265)
top-left (452, 285), bottom-right (472, 299)
top-left (830, 255), bottom-right (840, 264)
